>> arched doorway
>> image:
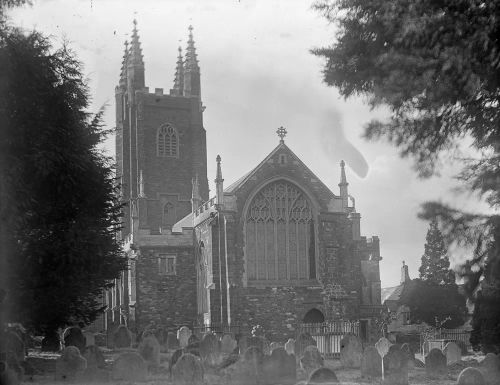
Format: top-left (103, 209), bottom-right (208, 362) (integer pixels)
top-left (303, 308), bottom-right (325, 324)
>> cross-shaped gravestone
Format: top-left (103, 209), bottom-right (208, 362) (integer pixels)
top-left (276, 126), bottom-right (287, 143)
top-left (375, 337), bottom-right (391, 380)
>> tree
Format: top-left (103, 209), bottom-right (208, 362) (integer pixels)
top-left (419, 219), bottom-right (455, 285)
top-left (313, 0), bottom-right (500, 352)
top-left (0, 27), bottom-right (126, 335)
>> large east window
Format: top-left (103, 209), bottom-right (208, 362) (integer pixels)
top-left (245, 180), bottom-right (316, 283)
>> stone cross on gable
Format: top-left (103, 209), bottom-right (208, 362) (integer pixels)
top-left (276, 126), bottom-right (287, 143)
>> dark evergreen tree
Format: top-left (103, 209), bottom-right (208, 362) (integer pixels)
top-left (0, 27), bottom-right (126, 335)
top-left (313, 0), bottom-right (500, 353)
top-left (419, 219), bottom-right (455, 285)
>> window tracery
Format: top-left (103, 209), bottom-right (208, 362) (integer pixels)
top-left (157, 124), bottom-right (179, 157)
top-left (245, 181), bottom-right (316, 282)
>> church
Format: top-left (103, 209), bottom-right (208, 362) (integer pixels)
top-left (110, 21), bottom-right (383, 341)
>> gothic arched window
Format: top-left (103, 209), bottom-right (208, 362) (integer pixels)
top-left (162, 202), bottom-right (176, 228)
top-left (245, 180), bottom-right (316, 283)
top-left (157, 124), bottom-right (179, 157)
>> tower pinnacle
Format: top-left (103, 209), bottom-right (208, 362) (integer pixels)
top-left (119, 40), bottom-right (129, 89)
top-left (183, 25), bottom-right (201, 97)
top-left (173, 46), bottom-right (184, 96)
top-left (127, 19), bottom-right (145, 93)
top-left (215, 155), bottom-right (224, 208)
top-left (339, 160), bottom-right (349, 210)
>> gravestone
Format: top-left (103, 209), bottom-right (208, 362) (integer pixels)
top-left (244, 346), bottom-right (264, 367)
top-left (457, 367), bottom-right (486, 385)
top-left (285, 338), bottom-right (295, 355)
top-left (247, 335), bottom-right (265, 351)
top-left (82, 345), bottom-right (105, 369)
top-left (296, 333), bottom-right (317, 361)
top-left (55, 346), bottom-right (87, 380)
top-left (172, 353), bottom-right (204, 385)
top-left (5, 331), bottom-right (25, 363)
top-left (113, 325), bottom-right (132, 348)
top-left (375, 337), bottom-right (391, 379)
top-left (261, 337), bottom-right (271, 355)
top-left (300, 345), bottom-right (324, 377)
top-left (444, 342), bottom-right (461, 365)
top-left (64, 327), bottom-right (86, 353)
top-left (200, 332), bottom-right (221, 366)
top-left (262, 347), bottom-right (296, 384)
top-left (361, 346), bottom-right (382, 378)
top-left (112, 351), bottom-right (147, 382)
top-left (481, 353), bottom-right (500, 385)
top-left (400, 343), bottom-right (414, 360)
top-left (177, 326), bottom-right (192, 348)
top-left (83, 331), bottom-right (95, 347)
top-left (383, 345), bottom-right (409, 385)
top-left (138, 334), bottom-right (161, 368)
top-left (166, 331), bottom-right (179, 350)
top-left (307, 367), bottom-right (339, 384)
top-left (221, 334), bottom-right (237, 354)
top-left (340, 334), bottom-right (362, 368)
top-left (425, 348), bottom-right (447, 378)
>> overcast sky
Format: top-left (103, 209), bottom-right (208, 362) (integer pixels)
top-left (9, 0), bottom-right (484, 287)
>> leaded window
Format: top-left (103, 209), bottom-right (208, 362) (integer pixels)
top-left (245, 180), bottom-right (316, 282)
top-left (157, 124), bottom-right (179, 157)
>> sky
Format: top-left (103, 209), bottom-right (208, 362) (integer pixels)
top-left (8, 0), bottom-right (485, 288)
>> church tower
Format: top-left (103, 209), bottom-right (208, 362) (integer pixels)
top-left (116, 21), bottom-right (209, 238)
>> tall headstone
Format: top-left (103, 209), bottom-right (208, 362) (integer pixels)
top-left (375, 337), bottom-right (390, 380)
top-left (177, 326), bottom-right (192, 348)
top-left (457, 367), bottom-right (485, 385)
top-left (200, 333), bottom-right (221, 366)
top-left (221, 334), bottom-right (237, 354)
top-left (285, 338), bottom-right (295, 355)
top-left (300, 345), bottom-right (324, 377)
top-left (112, 352), bottom-right (147, 382)
top-left (361, 346), bottom-right (382, 378)
top-left (425, 348), bottom-right (447, 378)
top-left (172, 353), bottom-right (204, 385)
top-left (83, 331), bottom-right (95, 347)
top-left (262, 347), bottom-right (296, 385)
top-left (113, 325), bottom-right (132, 348)
top-left (443, 342), bottom-right (461, 365)
top-left (383, 345), bottom-right (409, 385)
top-left (5, 331), bottom-right (25, 363)
top-left (340, 334), bottom-right (363, 368)
top-left (138, 335), bottom-right (161, 368)
top-left (166, 331), bottom-right (179, 351)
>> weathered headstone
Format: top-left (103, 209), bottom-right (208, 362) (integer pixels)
top-left (55, 346), bottom-right (87, 380)
top-left (361, 346), bottom-right (382, 378)
top-left (400, 343), bottom-right (414, 360)
top-left (172, 353), bottom-right (204, 385)
top-left (244, 345), bottom-right (264, 368)
top-left (296, 333), bottom-right (317, 361)
top-left (112, 351), bottom-right (148, 382)
top-left (113, 325), bottom-right (132, 348)
top-left (82, 345), bottom-right (105, 369)
top-left (307, 367), bottom-right (339, 384)
top-left (221, 334), bottom-right (237, 354)
top-left (300, 345), bottom-right (324, 377)
top-left (457, 367), bottom-right (486, 385)
top-left (383, 345), bottom-right (409, 385)
top-left (261, 337), bottom-right (271, 355)
top-left (262, 347), bottom-right (296, 384)
top-left (177, 326), bottom-right (192, 348)
top-left (200, 332), bottom-right (221, 366)
top-left (83, 331), bottom-right (95, 347)
top-left (425, 348), bottom-right (447, 378)
top-left (64, 327), bottom-right (86, 353)
top-left (138, 334), bottom-right (161, 368)
top-left (375, 337), bottom-right (390, 379)
top-left (285, 338), bottom-right (295, 355)
top-left (444, 342), bottom-right (461, 365)
top-left (481, 353), bottom-right (500, 385)
top-left (166, 331), bottom-right (179, 350)
top-left (340, 334), bottom-right (362, 368)
top-left (5, 331), bottom-right (25, 363)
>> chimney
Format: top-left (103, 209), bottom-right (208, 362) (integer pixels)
top-left (401, 261), bottom-right (411, 284)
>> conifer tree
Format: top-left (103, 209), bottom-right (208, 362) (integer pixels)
top-left (419, 219), bottom-right (455, 285)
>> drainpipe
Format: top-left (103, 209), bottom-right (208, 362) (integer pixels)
top-left (224, 215), bottom-right (231, 326)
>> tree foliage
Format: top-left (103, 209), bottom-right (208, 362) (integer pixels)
top-left (419, 219), bottom-right (455, 285)
top-left (0, 27), bottom-right (126, 334)
top-left (313, 0), bottom-right (500, 352)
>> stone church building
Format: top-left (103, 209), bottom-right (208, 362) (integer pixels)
top-left (108, 22), bottom-right (383, 340)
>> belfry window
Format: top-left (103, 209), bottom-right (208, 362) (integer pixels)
top-left (157, 124), bottom-right (179, 157)
top-left (245, 180), bottom-right (316, 283)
